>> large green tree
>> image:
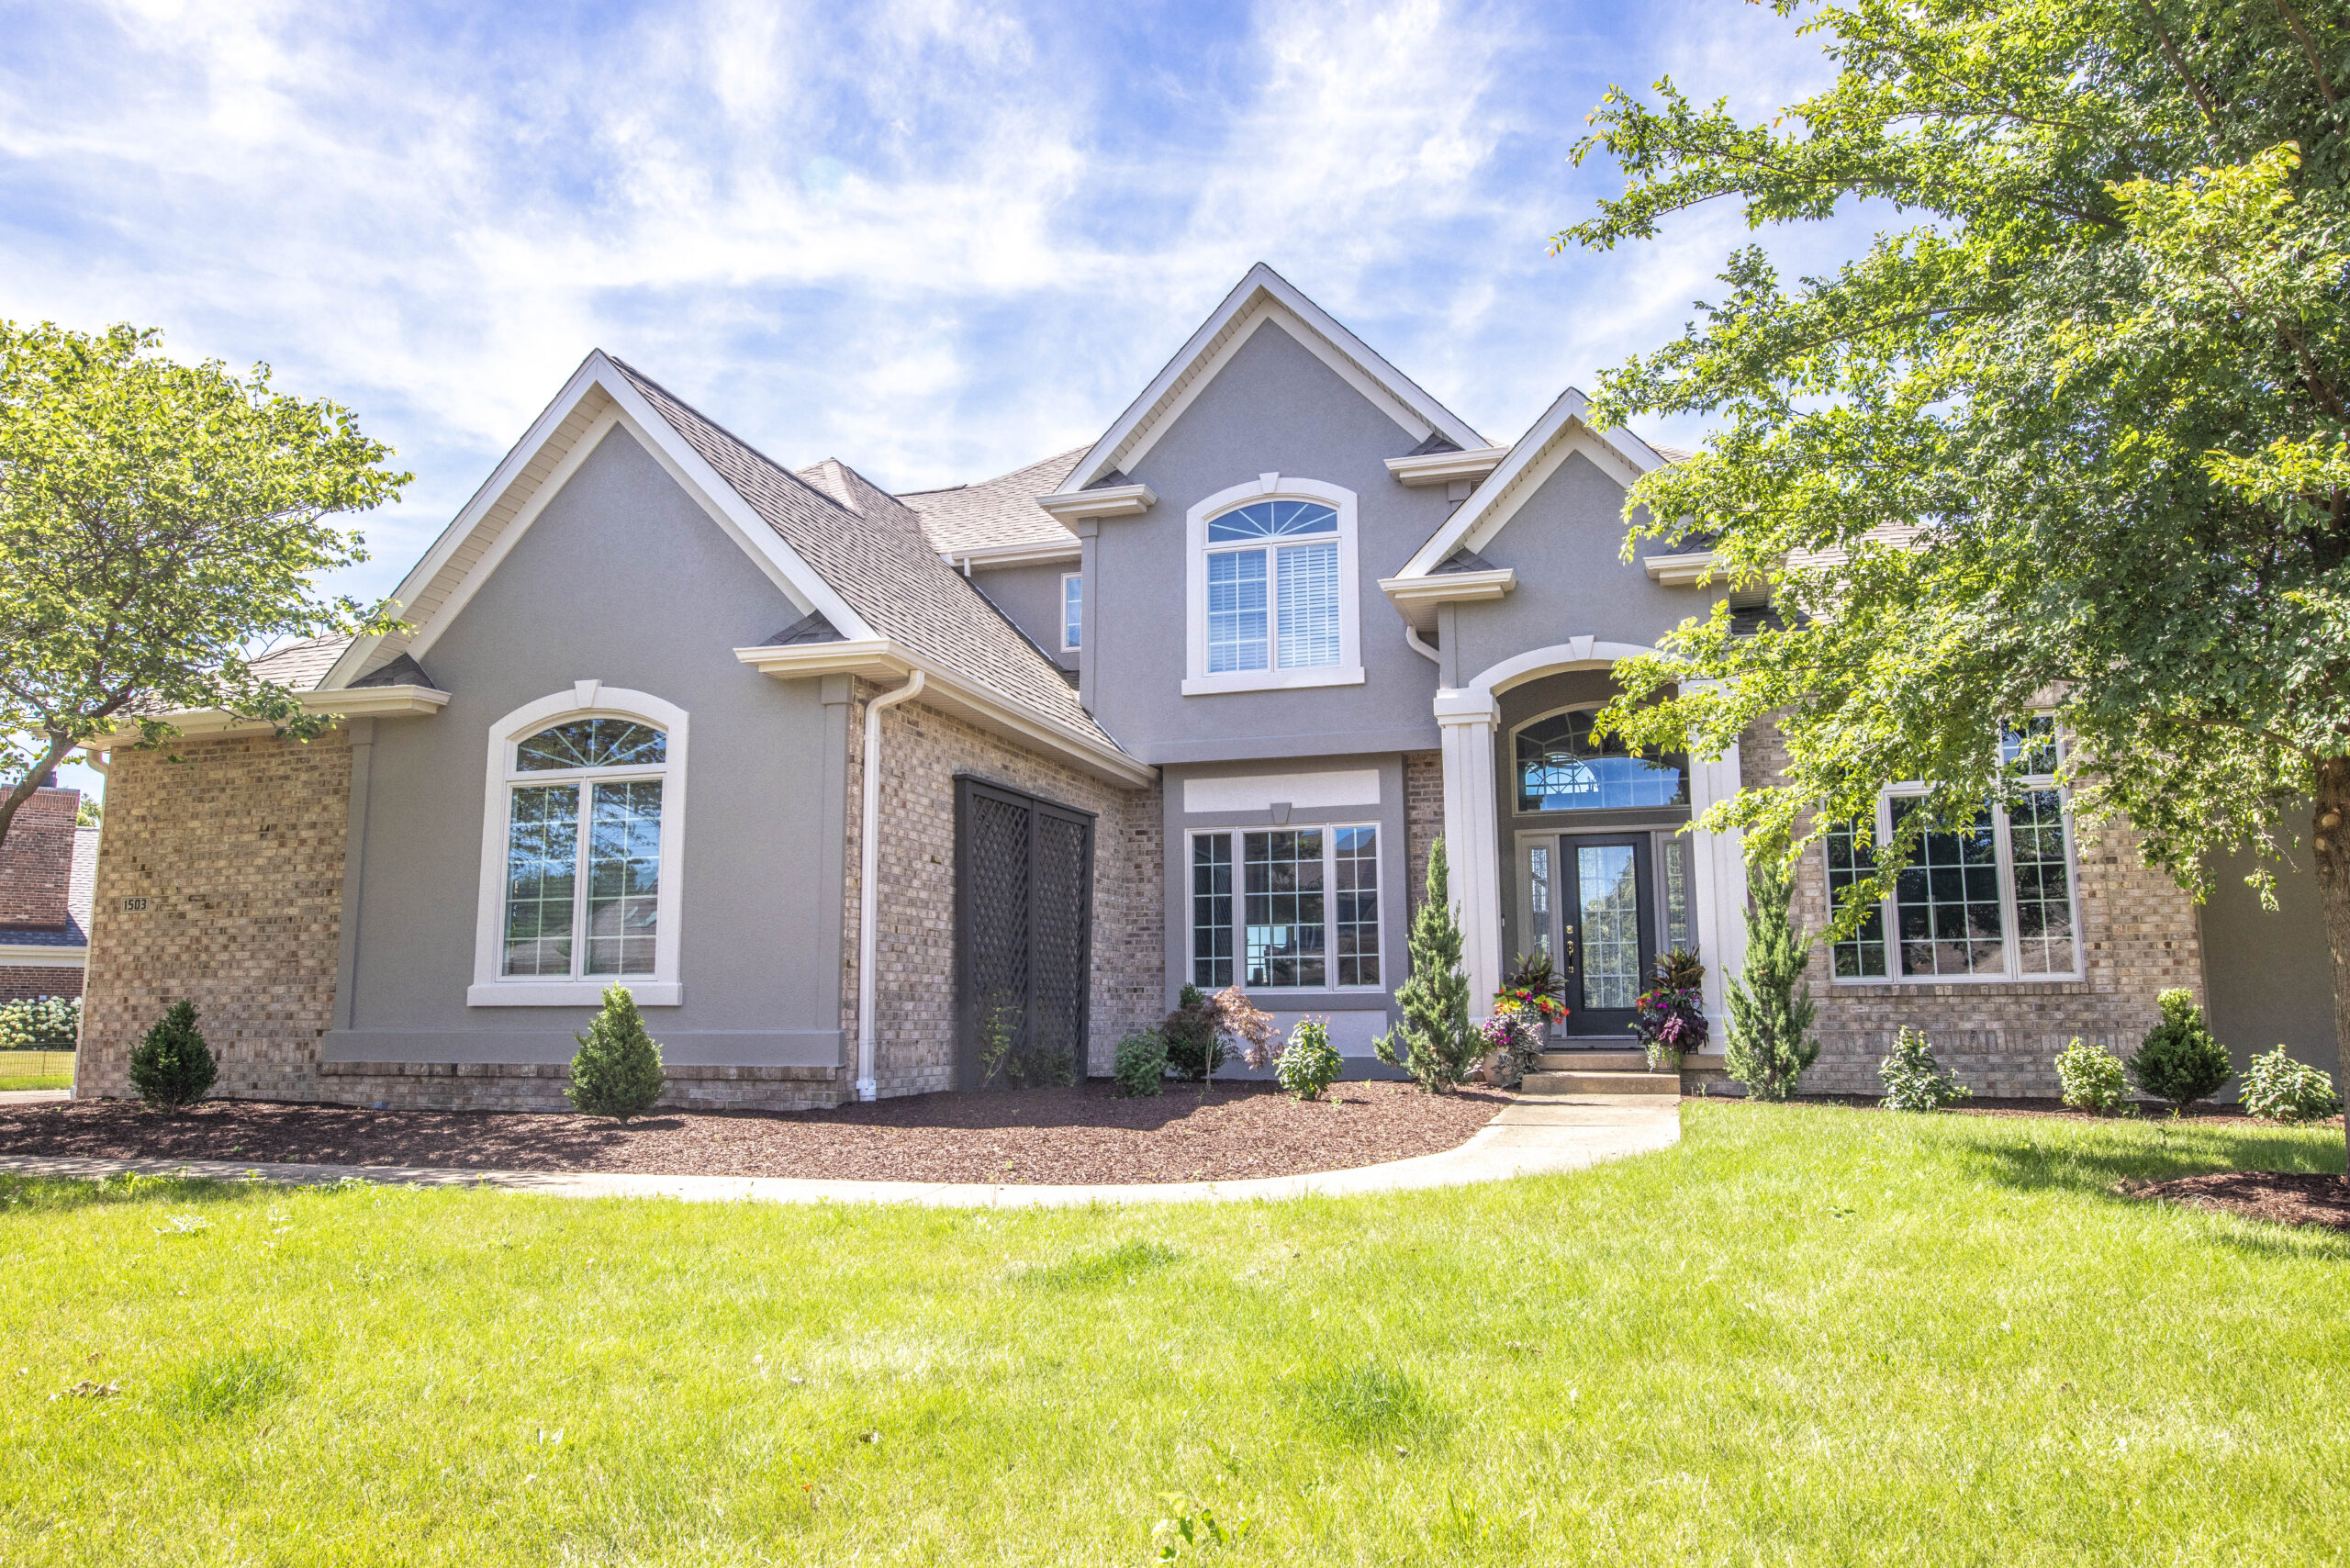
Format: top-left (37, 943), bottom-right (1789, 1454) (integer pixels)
top-left (1561, 0), bottom-right (2350, 1171)
top-left (0, 322), bottom-right (408, 846)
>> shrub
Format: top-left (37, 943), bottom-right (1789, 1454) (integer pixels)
top-left (1113, 1029), bottom-right (1168, 1097)
top-left (129, 1000), bottom-right (217, 1112)
top-left (1373, 838), bottom-right (1482, 1092)
top-left (2241, 1046), bottom-right (2344, 1123)
top-left (2054, 1036), bottom-right (2131, 1115)
top-left (566, 984), bottom-right (666, 1121)
top-left (1276, 1018), bottom-right (1344, 1100)
top-left (1724, 855), bottom-right (1817, 1100)
top-left (0, 995), bottom-right (80, 1052)
top-left (2127, 989), bottom-right (2232, 1114)
top-left (1879, 1025), bottom-right (1970, 1112)
top-left (1159, 984), bottom-right (1225, 1082)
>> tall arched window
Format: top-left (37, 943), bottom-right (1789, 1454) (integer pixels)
top-left (1513, 707), bottom-right (1687, 813)
top-left (470, 685), bottom-right (688, 1006)
top-left (1182, 476), bottom-right (1364, 696)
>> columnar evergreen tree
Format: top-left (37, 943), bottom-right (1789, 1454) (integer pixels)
top-left (1375, 838), bottom-right (1481, 1092)
top-left (1723, 855), bottom-right (1818, 1101)
top-left (128, 999), bottom-right (216, 1113)
top-left (1560, 0), bottom-right (2350, 1174)
top-left (566, 984), bottom-right (666, 1121)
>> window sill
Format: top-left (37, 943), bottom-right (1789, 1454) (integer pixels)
top-left (1826, 977), bottom-right (2087, 997)
top-left (1181, 665), bottom-right (1365, 697)
top-left (466, 981), bottom-right (683, 1008)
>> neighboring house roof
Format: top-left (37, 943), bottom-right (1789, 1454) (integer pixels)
top-left (1061, 263), bottom-right (1486, 494)
top-left (247, 634), bottom-right (358, 691)
top-left (896, 448), bottom-right (1085, 563)
top-left (604, 360), bottom-right (1130, 767)
top-left (0, 824), bottom-right (95, 953)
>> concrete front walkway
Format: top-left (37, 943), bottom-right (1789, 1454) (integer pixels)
top-left (0, 1095), bottom-right (1682, 1208)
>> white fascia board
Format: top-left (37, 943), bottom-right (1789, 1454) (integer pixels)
top-left (1066, 263), bottom-right (1485, 491)
top-left (735, 641), bottom-right (1154, 788)
top-left (88, 685), bottom-right (452, 746)
top-left (939, 539), bottom-right (1082, 570)
top-left (0, 944), bottom-right (84, 966)
top-left (1383, 447), bottom-right (1511, 487)
top-left (1642, 551), bottom-right (1729, 588)
top-left (1035, 482), bottom-right (1157, 523)
top-left (1377, 567), bottom-right (1516, 632)
top-left (1392, 386), bottom-right (1669, 579)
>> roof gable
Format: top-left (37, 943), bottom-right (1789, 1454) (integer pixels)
top-left (1063, 263), bottom-right (1484, 493)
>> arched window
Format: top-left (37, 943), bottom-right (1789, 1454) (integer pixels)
top-left (1514, 707), bottom-right (1687, 813)
top-left (470, 686), bottom-right (688, 1006)
top-left (1182, 477), bottom-right (1363, 696)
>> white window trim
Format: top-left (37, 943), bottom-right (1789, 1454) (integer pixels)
top-left (1181, 475), bottom-right (1365, 696)
top-left (1185, 823), bottom-right (1386, 993)
top-left (1060, 570), bottom-right (1083, 653)
top-left (469, 681), bottom-right (688, 1007)
top-left (1830, 775), bottom-right (2084, 986)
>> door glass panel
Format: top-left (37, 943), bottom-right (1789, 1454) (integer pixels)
top-left (1578, 845), bottom-right (1641, 1010)
top-left (1526, 845), bottom-right (1551, 958)
top-left (1660, 837), bottom-right (1692, 952)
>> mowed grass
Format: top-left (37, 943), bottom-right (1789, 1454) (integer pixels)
top-left (1, 1103), bottom-right (2344, 1566)
top-left (0, 1051), bottom-right (73, 1092)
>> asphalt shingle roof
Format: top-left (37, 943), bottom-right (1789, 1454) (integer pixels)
top-left (246, 634), bottom-right (355, 693)
top-left (610, 362), bottom-right (1124, 758)
top-left (895, 447), bottom-right (1085, 558)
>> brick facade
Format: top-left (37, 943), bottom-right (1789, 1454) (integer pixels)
top-left (0, 787), bottom-right (78, 929)
top-left (0, 968), bottom-right (83, 1004)
top-left (841, 682), bottom-right (1163, 1098)
top-left (1739, 720), bottom-right (2204, 1098)
top-left (77, 734), bottom-right (352, 1103)
top-left (1404, 749), bottom-right (1442, 911)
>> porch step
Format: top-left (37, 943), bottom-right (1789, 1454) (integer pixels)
top-left (1535, 1050), bottom-right (1648, 1072)
top-left (1518, 1070), bottom-right (1682, 1097)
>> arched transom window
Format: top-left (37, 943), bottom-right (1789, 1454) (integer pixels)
top-left (1514, 708), bottom-right (1688, 813)
top-left (472, 687), bottom-right (688, 1006)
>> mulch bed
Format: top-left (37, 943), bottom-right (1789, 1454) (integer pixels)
top-left (0, 1081), bottom-right (1509, 1186)
top-left (2120, 1170), bottom-right (2350, 1232)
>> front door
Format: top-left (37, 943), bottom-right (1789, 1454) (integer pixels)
top-left (1559, 834), bottom-right (1654, 1039)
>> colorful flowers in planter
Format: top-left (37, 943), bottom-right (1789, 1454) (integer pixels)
top-left (1480, 1004), bottom-right (1546, 1091)
top-left (1494, 951), bottom-right (1571, 1026)
top-left (1631, 947), bottom-right (1709, 1071)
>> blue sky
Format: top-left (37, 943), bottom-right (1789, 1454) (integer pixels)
top-left (2, 0), bottom-right (1868, 800)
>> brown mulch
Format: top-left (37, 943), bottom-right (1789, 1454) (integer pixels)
top-left (0, 1081), bottom-right (1509, 1186)
top-left (2120, 1170), bottom-right (2350, 1232)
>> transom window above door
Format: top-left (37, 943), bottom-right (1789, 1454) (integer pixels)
top-left (471, 687), bottom-right (688, 1008)
top-left (1514, 708), bottom-right (1689, 813)
top-left (1182, 478), bottom-right (1365, 696)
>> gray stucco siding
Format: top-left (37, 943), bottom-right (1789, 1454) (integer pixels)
top-left (970, 560), bottom-right (1080, 672)
top-left (2199, 805), bottom-right (2340, 1085)
top-left (1449, 449), bottom-right (1718, 688)
top-left (1158, 754), bottom-right (1409, 1078)
top-left (324, 426), bottom-right (852, 1070)
top-left (1090, 320), bottom-right (1449, 764)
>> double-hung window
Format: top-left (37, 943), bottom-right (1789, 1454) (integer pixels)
top-left (471, 687), bottom-right (688, 1007)
top-left (1190, 825), bottom-right (1381, 991)
top-left (1183, 478), bottom-right (1362, 695)
top-left (1825, 722), bottom-right (2080, 981)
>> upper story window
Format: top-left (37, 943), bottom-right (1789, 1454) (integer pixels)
top-left (1182, 476), bottom-right (1364, 696)
top-left (470, 686), bottom-right (688, 1007)
top-left (1825, 719), bottom-right (2079, 983)
top-left (1514, 707), bottom-right (1689, 813)
top-left (1061, 571), bottom-right (1083, 652)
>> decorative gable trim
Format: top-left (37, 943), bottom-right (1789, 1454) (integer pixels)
top-left (319, 353), bottom-right (878, 690)
top-left (1390, 387), bottom-right (1673, 580)
top-left (1064, 263), bottom-right (1484, 492)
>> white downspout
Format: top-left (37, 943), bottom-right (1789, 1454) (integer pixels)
top-left (856, 670), bottom-right (925, 1102)
top-left (1404, 625), bottom-right (1441, 665)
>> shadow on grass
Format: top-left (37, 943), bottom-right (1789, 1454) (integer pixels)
top-left (0, 1169), bottom-right (354, 1215)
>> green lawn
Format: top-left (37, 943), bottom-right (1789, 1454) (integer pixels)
top-left (0, 1051), bottom-right (73, 1092)
top-left (1, 1103), bottom-right (2343, 1566)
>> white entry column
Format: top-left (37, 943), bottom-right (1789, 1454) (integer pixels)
top-left (1684, 738), bottom-right (1749, 1025)
top-left (1434, 688), bottom-right (1503, 1009)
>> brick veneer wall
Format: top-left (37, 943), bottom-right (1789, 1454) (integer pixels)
top-left (1404, 749), bottom-right (1442, 910)
top-left (0, 787), bottom-right (79, 928)
top-left (841, 683), bottom-right (1163, 1099)
top-left (78, 733), bottom-right (352, 1102)
top-left (0, 967), bottom-right (83, 1003)
top-left (1738, 720), bottom-right (2204, 1098)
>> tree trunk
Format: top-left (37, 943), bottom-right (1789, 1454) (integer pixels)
top-left (0, 731), bottom-right (80, 852)
top-left (2312, 756), bottom-right (2350, 1182)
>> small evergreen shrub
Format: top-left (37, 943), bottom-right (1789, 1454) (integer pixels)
top-left (1276, 1017), bottom-right (1344, 1100)
top-left (1879, 1025), bottom-right (1970, 1112)
top-left (2053, 1036), bottom-right (2131, 1115)
top-left (2240, 1046), bottom-right (2344, 1123)
top-left (1373, 838), bottom-right (1482, 1092)
top-left (1113, 1029), bottom-right (1168, 1097)
top-left (0, 995), bottom-right (80, 1052)
top-left (2127, 989), bottom-right (2232, 1114)
top-left (1724, 855), bottom-right (1817, 1100)
top-left (129, 1000), bottom-right (217, 1112)
top-left (1160, 984), bottom-right (1226, 1082)
top-left (566, 984), bottom-right (666, 1120)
